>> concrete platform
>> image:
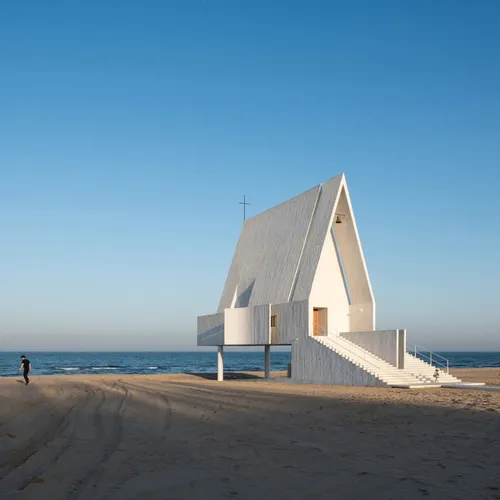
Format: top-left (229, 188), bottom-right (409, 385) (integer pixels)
top-left (443, 382), bottom-right (486, 386)
top-left (390, 383), bottom-right (442, 389)
top-left (441, 383), bottom-right (495, 390)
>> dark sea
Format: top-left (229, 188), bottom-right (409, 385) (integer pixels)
top-left (0, 351), bottom-right (292, 378)
top-left (0, 351), bottom-right (499, 378)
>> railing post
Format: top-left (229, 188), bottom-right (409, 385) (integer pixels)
top-left (414, 345), bottom-right (416, 357)
top-left (430, 352), bottom-right (432, 366)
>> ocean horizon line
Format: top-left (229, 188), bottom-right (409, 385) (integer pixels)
top-left (1, 351), bottom-right (499, 378)
top-left (3, 349), bottom-right (500, 353)
top-left (1, 350), bottom-right (206, 353)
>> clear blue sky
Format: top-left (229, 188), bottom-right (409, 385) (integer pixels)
top-left (1, 0), bottom-right (499, 351)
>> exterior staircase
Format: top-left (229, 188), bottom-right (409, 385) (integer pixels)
top-left (404, 353), bottom-right (462, 384)
top-left (314, 334), bottom-right (440, 388)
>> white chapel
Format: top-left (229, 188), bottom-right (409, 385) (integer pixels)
top-left (197, 174), bottom-right (470, 388)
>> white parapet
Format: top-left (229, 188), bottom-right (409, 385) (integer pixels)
top-left (224, 305), bottom-right (270, 345)
top-left (340, 329), bottom-right (406, 368)
top-left (197, 313), bottom-right (224, 346)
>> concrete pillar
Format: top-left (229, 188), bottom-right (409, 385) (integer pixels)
top-left (398, 329), bottom-right (406, 369)
top-left (264, 345), bottom-right (270, 379)
top-left (217, 346), bottom-right (224, 381)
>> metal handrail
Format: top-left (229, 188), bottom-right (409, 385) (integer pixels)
top-left (412, 345), bottom-right (449, 374)
top-left (414, 345), bottom-right (448, 363)
top-left (415, 351), bottom-right (449, 374)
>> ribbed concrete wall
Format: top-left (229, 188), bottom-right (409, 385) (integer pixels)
top-left (217, 186), bottom-right (320, 312)
top-left (197, 313), bottom-right (224, 346)
top-left (271, 300), bottom-right (308, 345)
top-left (293, 334), bottom-right (386, 386)
top-left (252, 304), bottom-right (271, 344)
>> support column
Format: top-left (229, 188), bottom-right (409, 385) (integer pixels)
top-left (217, 346), bottom-right (224, 381)
top-left (264, 345), bottom-right (270, 379)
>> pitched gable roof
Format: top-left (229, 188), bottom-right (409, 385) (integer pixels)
top-left (217, 184), bottom-right (321, 312)
top-left (217, 173), bottom-right (374, 311)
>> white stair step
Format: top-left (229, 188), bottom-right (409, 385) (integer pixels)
top-left (317, 336), bottom-right (425, 387)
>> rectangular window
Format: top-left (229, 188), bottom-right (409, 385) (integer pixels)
top-left (271, 315), bottom-right (277, 328)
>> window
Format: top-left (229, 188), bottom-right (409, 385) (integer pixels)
top-left (271, 315), bottom-right (277, 328)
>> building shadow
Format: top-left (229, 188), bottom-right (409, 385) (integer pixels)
top-left (186, 371), bottom-right (263, 380)
top-left (235, 280), bottom-right (255, 307)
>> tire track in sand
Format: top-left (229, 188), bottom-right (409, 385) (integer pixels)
top-left (93, 381), bottom-right (173, 500)
top-left (60, 382), bottom-right (129, 500)
top-left (52, 386), bottom-right (106, 464)
top-left (16, 387), bottom-right (97, 492)
top-left (124, 380), bottom-right (173, 433)
top-left (0, 385), bottom-right (92, 495)
top-left (0, 385), bottom-right (68, 466)
top-left (0, 385), bottom-right (75, 473)
top-left (0, 395), bottom-right (48, 432)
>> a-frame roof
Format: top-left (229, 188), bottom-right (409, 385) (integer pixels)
top-left (217, 173), bottom-right (373, 312)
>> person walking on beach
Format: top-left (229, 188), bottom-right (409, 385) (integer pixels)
top-left (18, 355), bottom-right (31, 385)
top-left (433, 368), bottom-right (439, 383)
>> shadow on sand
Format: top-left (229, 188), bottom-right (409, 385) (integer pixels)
top-left (186, 371), bottom-right (264, 381)
top-left (2, 376), bottom-right (500, 499)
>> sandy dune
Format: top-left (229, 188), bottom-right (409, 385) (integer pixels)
top-left (1, 372), bottom-right (500, 499)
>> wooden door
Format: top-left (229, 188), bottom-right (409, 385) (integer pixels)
top-left (313, 309), bottom-right (319, 336)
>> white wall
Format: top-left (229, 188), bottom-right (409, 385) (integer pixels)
top-left (349, 303), bottom-right (375, 332)
top-left (308, 230), bottom-right (350, 335)
top-left (224, 305), bottom-right (271, 345)
top-left (224, 308), bottom-right (251, 345)
top-left (197, 313), bottom-right (224, 346)
top-left (340, 330), bottom-right (404, 368)
top-left (334, 185), bottom-right (375, 330)
top-left (293, 333), bottom-right (386, 386)
top-left (271, 300), bottom-right (308, 345)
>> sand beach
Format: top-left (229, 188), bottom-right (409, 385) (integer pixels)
top-left (1, 369), bottom-right (500, 499)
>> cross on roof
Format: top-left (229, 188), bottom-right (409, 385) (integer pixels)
top-left (239, 195), bottom-right (250, 221)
